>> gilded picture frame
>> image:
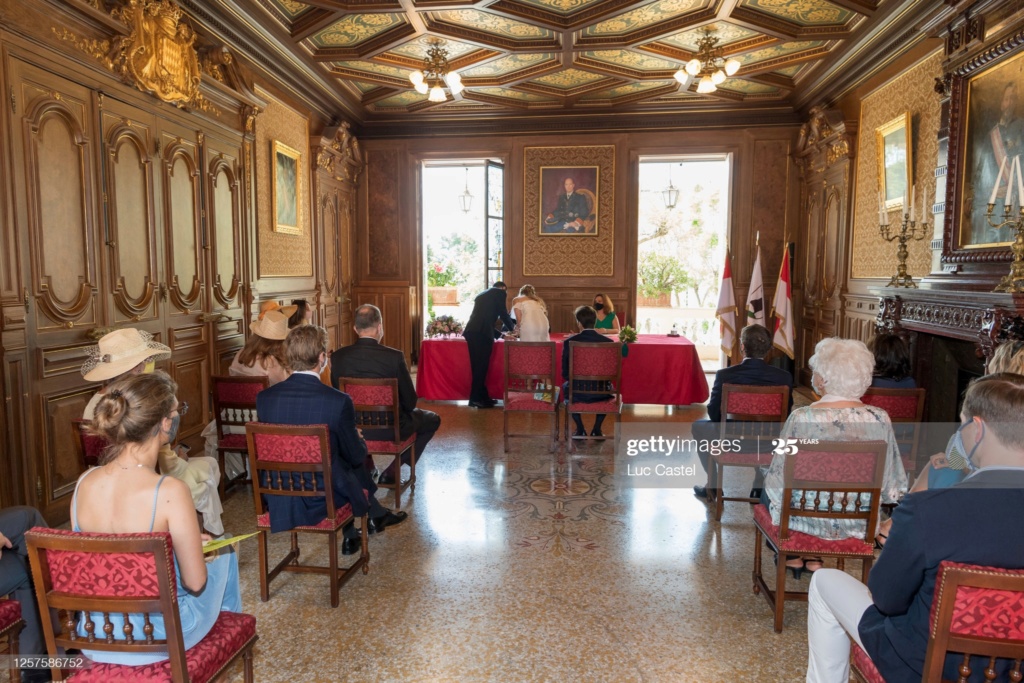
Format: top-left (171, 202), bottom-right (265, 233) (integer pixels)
top-left (876, 113), bottom-right (912, 212)
top-left (955, 50), bottom-right (1024, 250)
top-left (538, 166), bottom-right (599, 235)
top-left (272, 140), bottom-right (302, 235)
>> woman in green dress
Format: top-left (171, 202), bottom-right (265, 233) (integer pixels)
top-left (593, 293), bottom-right (620, 335)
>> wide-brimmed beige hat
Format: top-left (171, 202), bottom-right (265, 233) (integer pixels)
top-left (259, 300), bottom-right (297, 320)
top-left (81, 329), bottom-right (172, 382)
top-left (250, 310), bottom-right (290, 340)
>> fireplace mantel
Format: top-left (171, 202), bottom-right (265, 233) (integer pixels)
top-left (874, 289), bottom-right (1024, 357)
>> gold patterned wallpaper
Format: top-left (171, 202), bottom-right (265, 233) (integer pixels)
top-left (523, 146), bottom-right (615, 276)
top-left (851, 51), bottom-right (943, 280)
top-left (255, 87), bottom-right (313, 278)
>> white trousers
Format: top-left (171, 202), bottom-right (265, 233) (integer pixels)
top-left (806, 568), bottom-right (874, 683)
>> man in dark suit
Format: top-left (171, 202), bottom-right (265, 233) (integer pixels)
top-left (805, 373), bottom-right (1024, 683)
top-left (462, 281), bottom-right (516, 408)
top-left (692, 323), bottom-right (793, 499)
top-left (257, 325), bottom-right (407, 555)
top-left (330, 304), bottom-right (440, 486)
top-left (562, 305), bottom-right (616, 437)
top-left (1, 505), bottom-right (52, 682)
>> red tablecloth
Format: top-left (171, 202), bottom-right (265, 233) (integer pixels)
top-left (415, 333), bottom-right (710, 406)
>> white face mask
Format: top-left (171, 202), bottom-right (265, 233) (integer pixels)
top-left (319, 353), bottom-right (329, 375)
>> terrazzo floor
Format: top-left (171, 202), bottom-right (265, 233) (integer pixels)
top-left (203, 391), bottom-right (829, 682)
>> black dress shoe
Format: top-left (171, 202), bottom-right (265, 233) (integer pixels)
top-left (378, 470), bottom-right (397, 486)
top-left (749, 487), bottom-right (763, 500)
top-left (22, 669), bottom-right (53, 683)
top-left (572, 428), bottom-right (586, 437)
top-left (341, 535), bottom-right (362, 555)
top-left (590, 429), bottom-right (605, 439)
top-left (693, 485), bottom-right (708, 498)
top-left (368, 510), bottom-right (409, 534)
top-left (468, 400), bottom-right (496, 409)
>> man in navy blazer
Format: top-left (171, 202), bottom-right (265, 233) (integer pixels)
top-left (330, 304), bottom-right (441, 485)
top-left (562, 305), bottom-right (616, 437)
top-left (462, 282), bottom-right (516, 408)
top-left (257, 325), bottom-right (407, 554)
top-left (692, 324), bottom-right (793, 499)
top-left (805, 373), bottom-right (1024, 683)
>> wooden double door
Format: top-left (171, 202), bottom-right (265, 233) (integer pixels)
top-left (1, 58), bottom-right (251, 521)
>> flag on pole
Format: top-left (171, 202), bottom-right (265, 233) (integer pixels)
top-left (746, 246), bottom-right (765, 327)
top-left (771, 249), bottom-right (795, 359)
top-left (716, 250), bottom-right (737, 357)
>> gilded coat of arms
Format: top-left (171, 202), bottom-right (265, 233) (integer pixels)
top-left (114, 0), bottom-right (201, 106)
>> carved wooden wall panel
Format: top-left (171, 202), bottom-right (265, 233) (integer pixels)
top-left (352, 285), bottom-right (411, 364)
top-left (161, 131), bottom-right (204, 315)
top-left (363, 149), bottom-right (402, 280)
top-left (208, 155), bottom-right (241, 310)
top-left (100, 105), bottom-right (159, 323)
top-left (41, 389), bottom-right (93, 503)
top-left (12, 61), bottom-right (99, 331)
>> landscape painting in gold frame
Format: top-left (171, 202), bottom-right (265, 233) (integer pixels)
top-left (956, 50), bottom-right (1024, 249)
top-left (272, 140), bottom-right (302, 235)
top-left (876, 113), bottom-right (912, 212)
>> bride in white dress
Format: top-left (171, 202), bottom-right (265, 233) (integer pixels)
top-left (512, 285), bottom-right (550, 342)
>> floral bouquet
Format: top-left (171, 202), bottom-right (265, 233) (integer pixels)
top-left (425, 314), bottom-right (465, 338)
top-left (618, 325), bottom-right (637, 343)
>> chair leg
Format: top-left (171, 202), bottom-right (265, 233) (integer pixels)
top-left (243, 643), bottom-right (255, 683)
top-left (8, 628), bottom-right (20, 683)
top-left (409, 446), bottom-right (416, 492)
top-left (257, 529), bottom-right (270, 602)
top-left (774, 552), bottom-right (788, 633)
top-left (753, 527), bottom-right (763, 594)
top-left (218, 452), bottom-right (227, 500)
top-left (714, 461), bottom-right (725, 522)
top-left (861, 557), bottom-right (873, 584)
top-left (328, 530), bottom-right (339, 608)
top-left (392, 455), bottom-right (402, 511)
top-left (550, 407), bottom-right (558, 453)
top-left (504, 411), bottom-right (510, 452)
top-left (360, 515), bottom-right (370, 574)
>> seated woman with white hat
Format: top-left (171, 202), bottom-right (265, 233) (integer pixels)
top-left (81, 328), bottom-right (225, 536)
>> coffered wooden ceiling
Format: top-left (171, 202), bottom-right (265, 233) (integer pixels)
top-left (244, 0), bottom-right (885, 119)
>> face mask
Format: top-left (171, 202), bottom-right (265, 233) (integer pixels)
top-left (594, 302), bottom-right (604, 311)
top-left (166, 413), bottom-right (181, 444)
top-left (319, 354), bottom-right (329, 375)
top-left (143, 361), bottom-right (156, 374)
top-left (947, 420), bottom-right (983, 472)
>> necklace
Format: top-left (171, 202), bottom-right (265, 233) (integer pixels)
top-left (115, 460), bottom-right (145, 470)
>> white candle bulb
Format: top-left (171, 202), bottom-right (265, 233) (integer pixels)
top-left (1016, 156), bottom-right (1024, 212)
top-left (909, 185), bottom-right (915, 222)
top-left (990, 155), bottom-right (1008, 205)
top-left (1006, 157), bottom-right (1015, 207)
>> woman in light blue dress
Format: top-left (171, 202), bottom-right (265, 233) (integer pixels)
top-left (72, 371), bottom-right (241, 666)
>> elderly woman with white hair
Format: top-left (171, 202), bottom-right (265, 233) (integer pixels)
top-left (764, 338), bottom-right (908, 574)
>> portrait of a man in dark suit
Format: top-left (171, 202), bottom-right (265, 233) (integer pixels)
top-left (540, 167), bottom-right (597, 235)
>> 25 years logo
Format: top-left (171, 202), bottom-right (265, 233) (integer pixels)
top-left (771, 438), bottom-right (799, 456)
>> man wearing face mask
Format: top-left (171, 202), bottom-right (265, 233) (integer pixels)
top-left (81, 328), bottom-right (224, 536)
top-left (330, 304), bottom-right (440, 487)
top-left (259, 324), bottom-right (406, 555)
top-left (805, 372), bottom-right (1024, 683)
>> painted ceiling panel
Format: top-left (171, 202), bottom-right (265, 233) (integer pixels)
top-left (657, 22), bottom-right (760, 51)
top-left (718, 78), bottom-right (781, 94)
top-left (375, 91), bottom-right (428, 107)
top-left (739, 0), bottom-right (855, 26)
top-left (471, 87), bottom-right (557, 101)
top-left (510, 0), bottom-right (610, 16)
top-left (266, 0), bottom-right (310, 20)
top-left (584, 0), bottom-right (713, 37)
top-left (583, 50), bottom-right (679, 71)
top-left (430, 10), bottom-right (555, 39)
top-left (386, 36), bottom-right (479, 61)
top-left (531, 68), bottom-right (607, 88)
top-left (333, 60), bottom-right (413, 79)
top-left (461, 53), bottom-right (556, 78)
top-left (579, 80), bottom-right (673, 99)
top-left (309, 14), bottom-right (407, 48)
top-left (740, 40), bottom-right (825, 64)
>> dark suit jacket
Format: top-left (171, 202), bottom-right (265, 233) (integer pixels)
top-left (870, 376), bottom-right (917, 389)
top-left (706, 357), bottom-right (793, 422)
top-left (562, 329), bottom-right (616, 402)
top-left (859, 468), bottom-right (1024, 683)
top-left (256, 373), bottom-right (373, 531)
top-left (464, 287), bottom-right (515, 338)
top-left (330, 337), bottom-right (417, 439)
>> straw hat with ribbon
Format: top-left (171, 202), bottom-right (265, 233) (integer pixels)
top-left (259, 300), bottom-right (297, 320)
top-left (81, 329), bottom-right (172, 382)
top-left (250, 310), bottom-right (290, 340)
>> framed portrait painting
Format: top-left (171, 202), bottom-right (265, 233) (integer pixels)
top-left (538, 166), bottom-right (599, 235)
top-left (272, 140), bottom-right (302, 235)
top-left (876, 113), bottom-right (912, 211)
top-left (955, 50), bottom-right (1024, 249)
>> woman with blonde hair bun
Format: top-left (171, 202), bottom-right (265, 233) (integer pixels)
top-left (511, 284), bottom-right (550, 341)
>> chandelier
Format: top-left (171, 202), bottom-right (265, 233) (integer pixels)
top-left (674, 29), bottom-right (741, 94)
top-left (409, 38), bottom-right (464, 103)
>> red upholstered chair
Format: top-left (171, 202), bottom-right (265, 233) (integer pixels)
top-left (851, 562), bottom-right (1024, 683)
top-left (71, 418), bottom-right (108, 470)
top-left (564, 342), bottom-right (623, 453)
top-left (615, 311), bottom-right (625, 328)
top-left (24, 528), bottom-right (257, 682)
top-left (246, 423), bottom-right (369, 609)
top-left (0, 597), bottom-right (25, 683)
top-left (211, 375), bottom-right (268, 498)
top-left (337, 377), bottom-right (415, 510)
top-left (503, 341), bottom-right (560, 453)
top-left (752, 439), bottom-right (887, 632)
top-left (860, 387), bottom-right (926, 475)
top-left (709, 384), bottom-right (790, 521)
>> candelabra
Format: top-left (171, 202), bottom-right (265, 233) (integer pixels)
top-left (880, 209), bottom-right (929, 288)
top-left (986, 203), bottom-right (1024, 293)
